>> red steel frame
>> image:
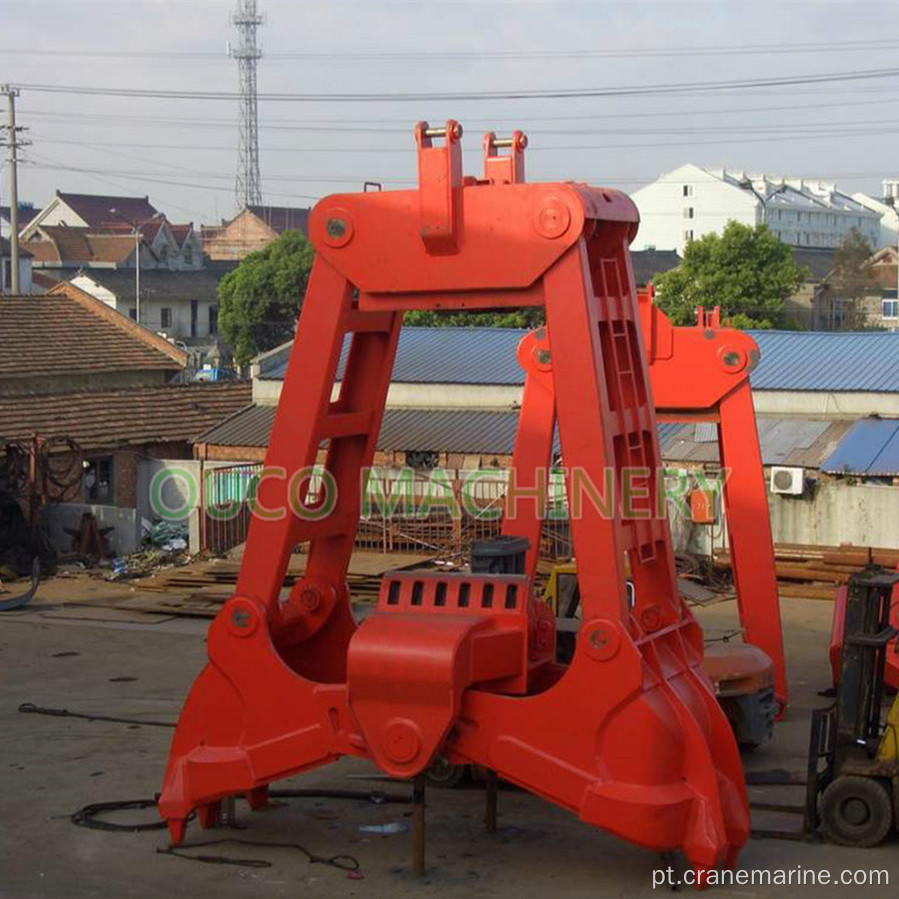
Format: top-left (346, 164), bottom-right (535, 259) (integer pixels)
top-left (640, 290), bottom-right (787, 711)
top-left (160, 122), bottom-right (749, 874)
top-left (506, 287), bottom-right (787, 713)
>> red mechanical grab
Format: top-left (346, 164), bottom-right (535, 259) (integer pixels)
top-left (637, 286), bottom-right (787, 714)
top-left (159, 121), bottom-right (749, 875)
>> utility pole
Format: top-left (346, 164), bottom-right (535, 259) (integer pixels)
top-left (1, 85), bottom-right (30, 295)
top-left (230, 0), bottom-right (264, 209)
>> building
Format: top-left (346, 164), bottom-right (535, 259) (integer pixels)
top-left (0, 202), bottom-right (38, 239)
top-left (201, 204), bottom-right (310, 261)
top-left (0, 291), bottom-right (250, 555)
top-left (52, 265), bottom-right (234, 343)
top-left (190, 326), bottom-right (899, 554)
top-left (21, 191), bottom-right (159, 236)
top-left (632, 164), bottom-right (881, 255)
top-left (851, 188), bottom-right (899, 251)
top-left (0, 237), bottom-right (33, 295)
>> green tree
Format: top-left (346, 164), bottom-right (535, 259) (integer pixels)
top-left (652, 221), bottom-right (808, 329)
top-left (403, 309), bottom-right (544, 328)
top-left (218, 230), bottom-right (316, 366)
top-left (829, 227), bottom-right (879, 330)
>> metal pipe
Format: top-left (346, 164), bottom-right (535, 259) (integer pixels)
top-left (423, 124), bottom-right (462, 140)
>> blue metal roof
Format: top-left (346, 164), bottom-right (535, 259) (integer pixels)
top-left (821, 418), bottom-right (899, 476)
top-left (748, 331), bottom-right (899, 393)
top-left (259, 326), bottom-right (899, 394)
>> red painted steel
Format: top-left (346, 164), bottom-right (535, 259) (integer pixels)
top-left (160, 124), bottom-right (749, 875)
top-left (509, 287), bottom-right (787, 712)
top-left (638, 286), bottom-right (787, 713)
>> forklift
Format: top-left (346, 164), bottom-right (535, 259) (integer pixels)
top-left (806, 567), bottom-right (899, 847)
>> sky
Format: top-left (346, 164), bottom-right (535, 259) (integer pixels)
top-left (2, 0), bottom-right (899, 227)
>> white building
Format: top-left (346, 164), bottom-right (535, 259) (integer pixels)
top-left (632, 164), bottom-right (881, 255)
top-left (851, 179), bottom-right (899, 250)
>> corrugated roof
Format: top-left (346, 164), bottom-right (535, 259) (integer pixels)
top-left (200, 404), bottom-right (696, 458)
top-left (821, 418), bottom-right (899, 476)
top-left (260, 328), bottom-right (529, 385)
top-left (746, 331), bottom-right (899, 392)
top-left (660, 417), bottom-right (853, 469)
top-left (260, 327), bottom-right (899, 394)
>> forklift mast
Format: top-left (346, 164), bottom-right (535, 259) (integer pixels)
top-left (160, 123), bottom-right (749, 873)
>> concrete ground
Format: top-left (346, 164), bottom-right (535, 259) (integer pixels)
top-left (1, 578), bottom-right (896, 898)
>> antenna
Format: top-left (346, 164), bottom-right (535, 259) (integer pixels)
top-left (229, 0), bottom-right (263, 209)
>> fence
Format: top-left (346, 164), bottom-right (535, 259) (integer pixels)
top-left (200, 466), bottom-right (574, 561)
top-left (203, 462), bottom-right (263, 555)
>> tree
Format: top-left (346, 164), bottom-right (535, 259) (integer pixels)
top-left (218, 231), bottom-right (316, 366)
top-left (652, 221), bottom-right (808, 329)
top-left (403, 309), bottom-right (544, 328)
top-left (829, 227), bottom-right (879, 330)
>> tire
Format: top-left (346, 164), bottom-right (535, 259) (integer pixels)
top-left (819, 776), bottom-right (893, 848)
top-left (424, 757), bottom-right (469, 789)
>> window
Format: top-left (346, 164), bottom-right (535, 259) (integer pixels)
top-left (1, 258), bottom-right (10, 289)
top-left (84, 456), bottom-right (114, 504)
top-left (883, 298), bottom-right (899, 319)
top-left (183, 250), bottom-right (193, 267)
top-left (128, 308), bottom-right (137, 321)
top-left (190, 299), bottom-right (199, 338)
top-left (683, 207), bottom-right (694, 219)
top-left (683, 229), bottom-right (694, 243)
top-left (208, 305), bottom-right (219, 335)
top-left (682, 184), bottom-right (693, 197)
top-left (160, 307), bottom-right (173, 329)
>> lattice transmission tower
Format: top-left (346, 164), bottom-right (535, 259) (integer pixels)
top-left (230, 0), bottom-right (264, 208)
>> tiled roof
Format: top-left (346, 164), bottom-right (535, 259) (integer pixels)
top-left (0, 293), bottom-right (186, 387)
top-left (0, 236), bottom-right (32, 258)
top-left (791, 248), bottom-right (837, 282)
top-left (73, 267), bottom-right (225, 301)
top-left (630, 249), bottom-right (681, 286)
top-left (0, 382), bottom-right (251, 450)
top-left (22, 226), bottom-right (137, 265)
top-left (0, 203), bottom-right (39, 228)
top-left (57, 191), bottom-right (158, 229)
top-left (169, 224), bottom-right (193, 247)
top-left (245, 205), bottom-right (310, 235)
top-left (259, 326), bottom-right (899, 394)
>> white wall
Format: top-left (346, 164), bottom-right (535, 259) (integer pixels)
top-left (769, 483), bottom-right (899, 550)
top-left (631, 164), bottom-right (759, 253)
top-left (633, 165), bottom-right (881, 253)
top-left (44, 502), bottom-right (142, 556)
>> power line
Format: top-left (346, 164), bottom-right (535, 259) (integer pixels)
top-left (4, 36), bottom-right (899, 62)
top-left (12, 66), bottom-right (899, 103)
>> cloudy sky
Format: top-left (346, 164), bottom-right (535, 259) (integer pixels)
top-left (2, 0), bottom-right (899, 226)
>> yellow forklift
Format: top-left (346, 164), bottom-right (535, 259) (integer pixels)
top-left (806, 567), bottom-right (899, 846)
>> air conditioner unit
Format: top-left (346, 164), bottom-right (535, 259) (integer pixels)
top-left (770, 466), bottom-right (805, 496)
